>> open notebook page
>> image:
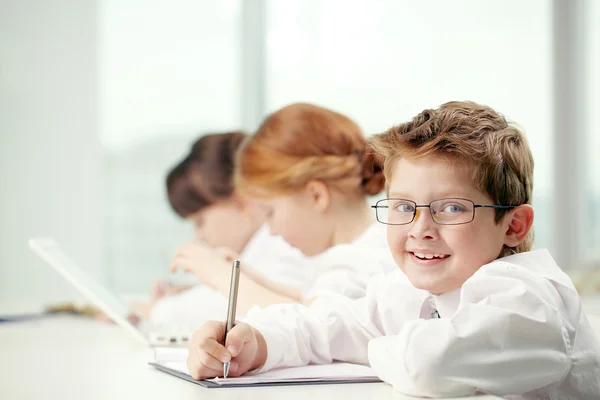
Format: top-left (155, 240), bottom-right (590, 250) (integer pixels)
top-left (155, 360), bottom-right (379, 385)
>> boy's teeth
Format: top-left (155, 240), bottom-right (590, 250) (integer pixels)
top-left (414, 252), bottom-right (448, 259)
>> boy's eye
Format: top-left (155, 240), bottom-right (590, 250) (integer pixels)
top-left (393, 202), bottom-right (415, 213)
top-left (440, 203), bottom-right (466, 213)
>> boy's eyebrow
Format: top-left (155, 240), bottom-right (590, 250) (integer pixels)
top-left (386, 191), bottom-right (475, 200)
top-left (386, 192), bottom-right (413, 199)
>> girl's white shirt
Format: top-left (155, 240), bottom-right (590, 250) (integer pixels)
top-left (300, 222), bottom-right (397, 301)
top-left (149, 222), bottom-right (396, 326)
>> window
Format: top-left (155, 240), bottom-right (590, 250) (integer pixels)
top-left (587, 0), bottom-right (600, 262)
top-left (99, 0), bottom-right (242, 293)
top-left (266, 0), bottom-right (553, 248)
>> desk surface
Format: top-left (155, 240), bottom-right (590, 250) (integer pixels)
top-left (0, 316), bottom-right (502, 400)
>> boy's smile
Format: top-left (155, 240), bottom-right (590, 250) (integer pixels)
top-left (408, 250), bottom-right (450, 265)
top-left (386, 156), bottom-right (511, 295)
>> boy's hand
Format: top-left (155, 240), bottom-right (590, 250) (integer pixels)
top-left (186, 321), bottom-right (267, 380)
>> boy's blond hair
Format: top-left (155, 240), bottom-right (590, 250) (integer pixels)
top-left (369, 101), bottom-right (534, 257)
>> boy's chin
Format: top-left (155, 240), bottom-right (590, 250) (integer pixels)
top-left (404, 271), bottom-right (449, 295)
top-left (406, 275), bottom-right (439, 293)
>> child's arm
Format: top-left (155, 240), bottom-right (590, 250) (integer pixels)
top-left (368, 268), bottom-right (571, 398)
top-left (212, 269), bottom-right (300, 314)
top-left (236, 266), bottom-right (303, 303)
top-left (169, 243), bottom-right (301, 313)
top-left (233, 245), bottom-right (392, 308)
top-left (186, 270), bottom-right (422, 378)
top-left (244, 271), bottom-right (422, 372)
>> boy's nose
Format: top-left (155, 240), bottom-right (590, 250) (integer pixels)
top-left (414, 209), bottom-right (422, 222)
top-left (409, 208), bottom-right (437, 240)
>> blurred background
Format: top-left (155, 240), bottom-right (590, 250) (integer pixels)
top-left (0, 0), bottom-right (598, 311)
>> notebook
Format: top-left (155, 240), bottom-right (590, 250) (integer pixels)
top-left (150, 347), bottom-right (381, 388)
top-left (29, 237), bottom-right (193, 347)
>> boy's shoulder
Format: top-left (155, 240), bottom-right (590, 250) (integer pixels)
top-left (464, 250), bottom-right (587, 347)
top-left (469, 249), bottom-right (576, 292)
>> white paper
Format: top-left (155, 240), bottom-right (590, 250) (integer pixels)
top-left (208, 363), bottom-right (378, 385)
top-left (155, 360), bottom-right (378, 385)
top-left (159, 360), bottom-right (190, 374)
top-left (154, 345), bottom-right (378, 385)
top-left (153, 346), bottom-right (188, 362)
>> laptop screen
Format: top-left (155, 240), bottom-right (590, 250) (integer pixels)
top-left (29, 238), bottom-right (148, 345)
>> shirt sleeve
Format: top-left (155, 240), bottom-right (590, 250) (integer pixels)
top-left (301, 246), bottom-right (395, 301)
top-left (245, 271), bottom-right (420, 373)
top-left (367, 267), bottom-right (572, 397)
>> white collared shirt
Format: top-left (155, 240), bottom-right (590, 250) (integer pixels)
top-left (300, 223), bottom-right (397, 301)
top-left (245, 250), bottom-right (600, 399)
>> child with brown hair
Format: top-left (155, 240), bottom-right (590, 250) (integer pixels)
top-left (147, 131), bottom-right (310, 324)
top-left (185, 102), bottom-right (600, 399)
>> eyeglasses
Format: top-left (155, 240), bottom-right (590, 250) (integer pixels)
top-left (371, 198), bottom-right (517, 226)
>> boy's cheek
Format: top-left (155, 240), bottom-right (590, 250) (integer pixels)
top-left (386, 230), bottom-right (404, 252)
top-left (388, 247), bottom-right (408, 275)
top-left (385, 226), bottom-right (396, 248)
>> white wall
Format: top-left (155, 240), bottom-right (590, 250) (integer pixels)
top-left (0, 0), bottom-right (102, 307)
top-left (98, 0), bottom-right (242, 294)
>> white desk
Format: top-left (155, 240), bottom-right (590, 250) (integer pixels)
top-left (0, 316), bottom-right (501, 400)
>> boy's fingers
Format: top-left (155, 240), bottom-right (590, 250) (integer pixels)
top-left (226, 361), bottom-right (241, 377)
top-left (201, 337), bottom-right (231, 363)
top-left (186, 357), bottom-right (222, 380)
top-left (195, 346), bottom-right (226, 371)
top-left (225, 324), bottom-right (253, 357)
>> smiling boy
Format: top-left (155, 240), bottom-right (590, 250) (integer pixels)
top-left (185, 101), bottom-right (600, 399)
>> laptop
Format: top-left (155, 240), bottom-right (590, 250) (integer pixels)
top-left (29, 237), bottom-right (192, 347)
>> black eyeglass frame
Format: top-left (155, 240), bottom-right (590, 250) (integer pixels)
top-left (371, 197), bottom-right (517, 226)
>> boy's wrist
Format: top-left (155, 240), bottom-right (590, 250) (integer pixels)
top-left (251, 328), bottom-right (268, 371)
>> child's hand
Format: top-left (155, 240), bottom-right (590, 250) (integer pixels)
top-left (186, 321), bottom-right (267, 380)
top-left (169, 243), bottom-right (232, 286)
top-left (150, 279), bottom-right (191, 302)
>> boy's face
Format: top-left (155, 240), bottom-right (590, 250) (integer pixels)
top-left (386, 156), bottom-right (510, 294)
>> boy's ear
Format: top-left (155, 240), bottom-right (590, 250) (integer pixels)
top-left (503, 204), bottom-right (534, 248)
top-left (305, 180), bottom-right (331, 213)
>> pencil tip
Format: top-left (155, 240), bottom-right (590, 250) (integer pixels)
top-left (223, 362), bottom-right (230, 379)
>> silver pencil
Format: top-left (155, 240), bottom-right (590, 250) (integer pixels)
top-left (223, 259), bottom-right (241, 378)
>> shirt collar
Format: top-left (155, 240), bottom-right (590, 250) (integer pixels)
top-left (431, 288), bottom-right (462, 318)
